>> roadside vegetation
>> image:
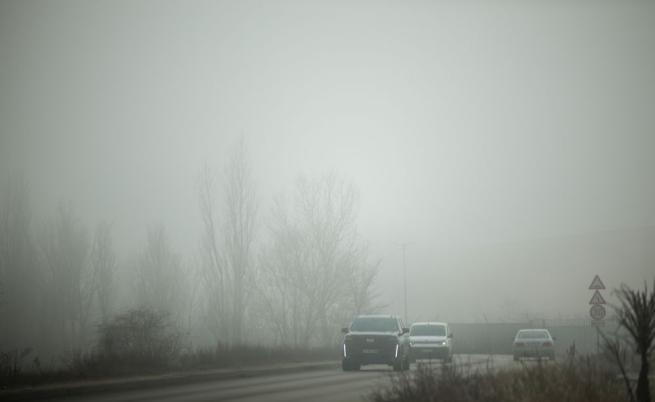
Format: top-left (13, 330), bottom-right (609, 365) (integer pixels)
top-left (371, 279), bottom-right (655, 402)
top-left (0, 141), bottom-right (373, 388)
top-left (0, 308), bottom-right (337, 389)
top-left (370, 357), bottom-right (631, 402)
top-left (602, 280), bottom-right (655, 402)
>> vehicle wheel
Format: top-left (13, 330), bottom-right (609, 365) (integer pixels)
top-left (342, 359), bottom-right (351, 371)
top-left (342, 359), bottom-right (358, 371)
top-left (393, 360), bottom-right (402, 372)
top-left (403, 356), bottom-right (410, 371)
top-left (513, 355), bottom-right (519, 362)
top-left (444, 355), bottom-right (453, 364)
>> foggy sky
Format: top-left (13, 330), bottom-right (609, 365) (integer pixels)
top-left (2, 0), bottom-right (654, 323)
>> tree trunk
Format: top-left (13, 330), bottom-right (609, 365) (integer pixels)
top-left (637, 355), bottom-right (651, 402)
top-left (232, 272), bottom-right (243, 343)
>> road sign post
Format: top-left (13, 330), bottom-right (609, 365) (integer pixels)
top-left (590, 304), bottom-right (606, 321)
top-left (588, 275), bottom-right (606, 353)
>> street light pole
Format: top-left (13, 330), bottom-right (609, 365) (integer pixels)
top-left (400, 242), bottom-right (412, 324)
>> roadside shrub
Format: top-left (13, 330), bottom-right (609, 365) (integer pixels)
top-left (0, 348), bottom-right (32, 387)
top-left (180, 343), bottom-right (337, 369)
top-left (76, 308), bottom-right (183, 375)
top-left (370, 357), bottom-right (627, 402)
top-left (612, 280), bottom-right (655, 402)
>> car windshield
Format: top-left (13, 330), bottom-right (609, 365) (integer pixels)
top-left (517, 330), bottom-right (550, 339)
top-left (350, 317), bottom-right (399, 332)
top-left (410, 325), bottom-right (446, 336)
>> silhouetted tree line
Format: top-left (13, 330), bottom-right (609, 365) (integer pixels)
top-left (0, 177), bottom-right (122, 361)
top-left (197, 140), bottom-right (379, 347)
top-left (0, 142), bottom-right (379, 366)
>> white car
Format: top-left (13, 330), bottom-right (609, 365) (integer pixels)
top-left (409, 322), bottom-right (453, 363)
top-left (513, 329), bottom-right (555, 361)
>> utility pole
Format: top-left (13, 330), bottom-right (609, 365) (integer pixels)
top-left (400, 242), bottom-right (413, 324)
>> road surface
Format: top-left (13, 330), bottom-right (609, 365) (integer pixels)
top-left (49, 355), bottom-right (516, 402)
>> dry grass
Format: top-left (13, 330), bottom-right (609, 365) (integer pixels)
top-left (0, 344), bottom-right (337, 389)
top-left (370, 357), bottom-right (631, 402)
top-left (1, 310), bottom-right (337, 388)
top-left (179, 343), bottom-right (337, 369)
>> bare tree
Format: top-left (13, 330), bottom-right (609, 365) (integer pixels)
top-left (257, 198), bottom-right (307, 346)
top-left (259, 174), bottom-right (379, 347)
top-left (90, 221), bottom-right (116, 324)
top-left (347, 245), bottom-right (381, 317)
top-left (0, 177), bottom-right (41, 350)
top-left (136, 225), bottom-right (187, 324)
top-left (198, 163), bottom-right (229, 341)
top-left (40, 204), bottom-right (93, 351)
top-left (223, 140), bottom-right (257, 343)
top-left (613, 280), bottom-right (655, 402)
top-left (197, 140), bottom-right (258, 345)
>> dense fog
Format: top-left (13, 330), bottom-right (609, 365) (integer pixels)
top-left (1, 1), bottom-right (654, 364)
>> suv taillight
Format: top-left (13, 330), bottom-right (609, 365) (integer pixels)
top-left (542, 341), bottom-right (552, 347)
top-left (514, 342), bottom-right (524, 347)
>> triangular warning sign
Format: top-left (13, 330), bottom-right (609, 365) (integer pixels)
top-left (589, 290), bottom-right (606, 305)
top-left (588, 275), bottom-right (605, 290)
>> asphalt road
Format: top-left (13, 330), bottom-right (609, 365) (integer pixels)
top-left (50, 355), bottom-right (516, 402)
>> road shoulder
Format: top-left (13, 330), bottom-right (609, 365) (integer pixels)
top-left (0, 360), bottom-right (340, 401)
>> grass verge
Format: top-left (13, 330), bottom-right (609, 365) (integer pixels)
top-left (0, 344), bottom-right (338, 389)
top-left (370, 357), bottom-right (637, 402)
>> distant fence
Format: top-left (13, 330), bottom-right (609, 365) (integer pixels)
top-left (450, 320), bottom-right (618, 356)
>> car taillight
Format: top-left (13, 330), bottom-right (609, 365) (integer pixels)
top-left (514, 342), bottom-right (524, 347)
top-left (543, 341), bottom-right (552, 347)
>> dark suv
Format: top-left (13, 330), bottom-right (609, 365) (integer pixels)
top-left (341, 315), bottom-right (410, 371)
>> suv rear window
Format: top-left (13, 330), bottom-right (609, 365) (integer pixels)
top-left (517, 330), bottom-right (550, 339)
top-left (350, 317), bottom-right (399, 332)
top-left (410, 325), bottom-right (446, 336)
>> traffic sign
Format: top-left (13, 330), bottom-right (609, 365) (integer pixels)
top-left (587, 276), bottom-right (607, 353)
top-left (589, 290), bottom-right (606, 304)
top-left (590, 304), bottom-right (606, 320)
top-left (588, 275), bottom-right (605, 290)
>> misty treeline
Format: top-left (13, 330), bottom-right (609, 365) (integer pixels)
top-left (0, 142), bottom-right (379, 365)
top-left (198, 142), bottom-right (378, 348)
